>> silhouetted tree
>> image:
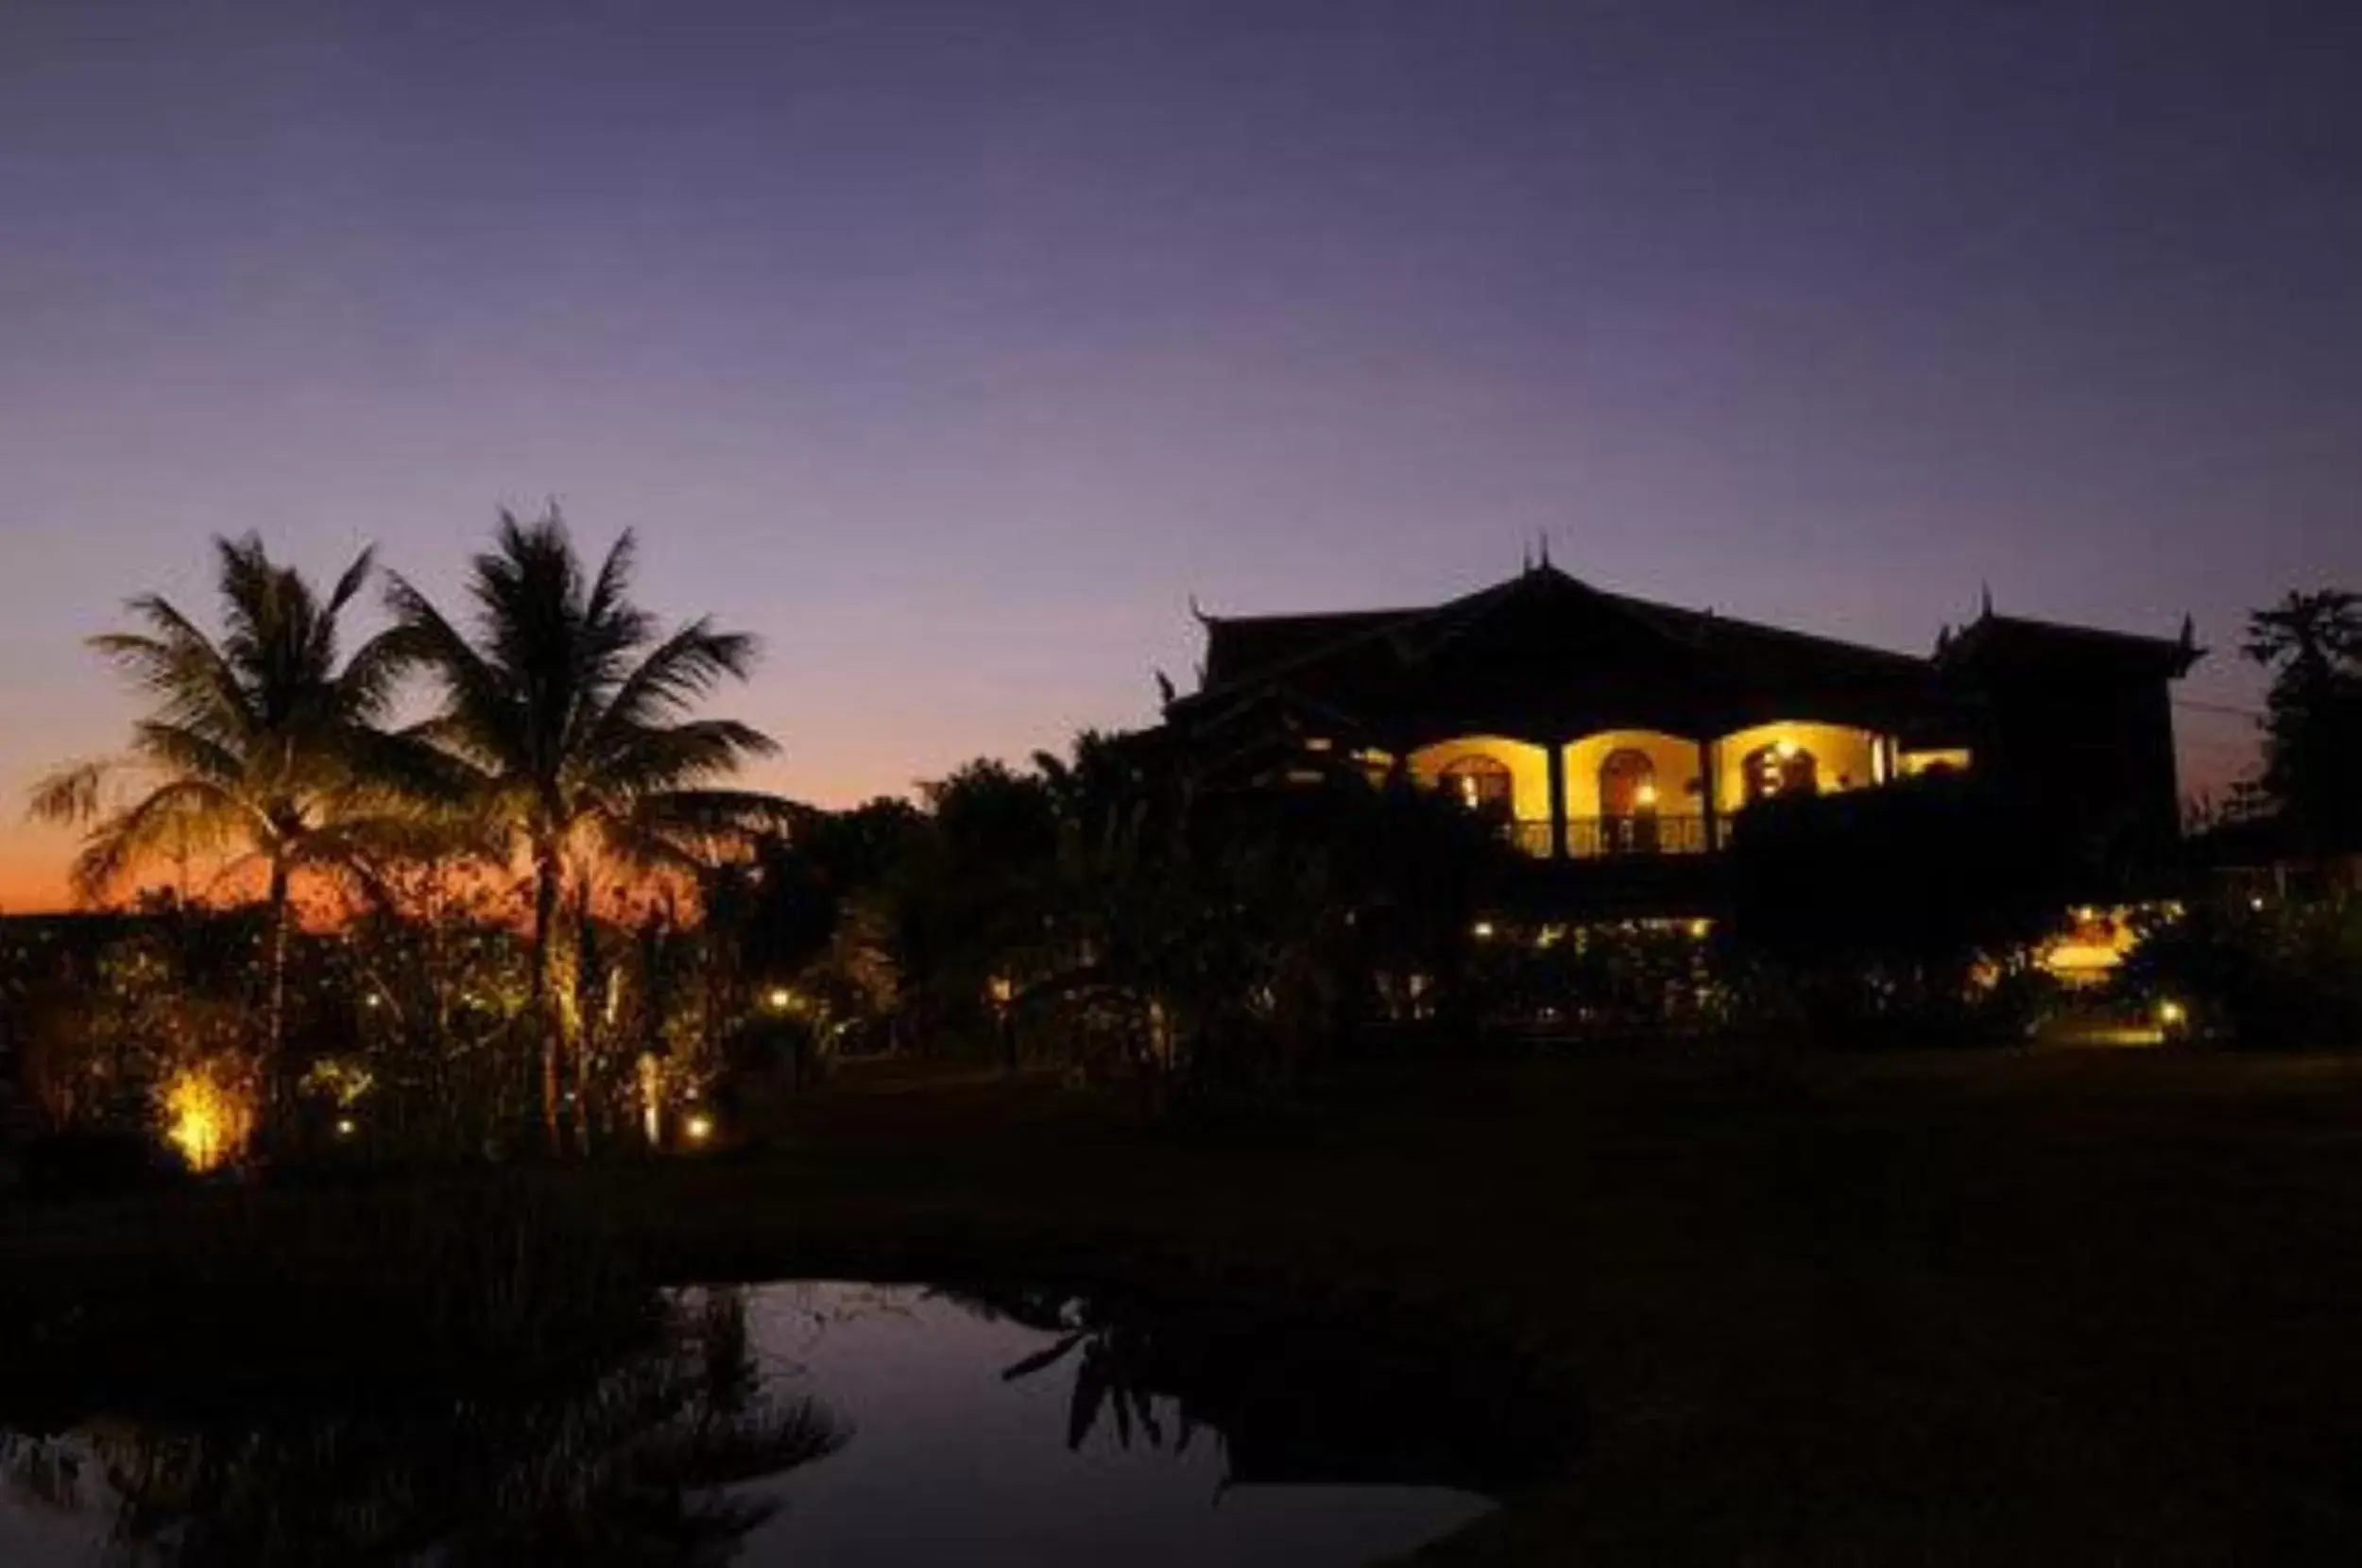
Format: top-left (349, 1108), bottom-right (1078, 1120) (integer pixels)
top-left (27, 537), bottom-right (412, 1079)
top-left (1724, 774), bottom-right (2069, 1036)
top-left (2243, 588), bottom-right (2362, 854)
top-left (385, 509), bottom-right (790, 1152)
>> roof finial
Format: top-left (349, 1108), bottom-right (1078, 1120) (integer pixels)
top-left (1520, 540), bottom-right (1532, 573)
top-left (1978, 581), bottom-right (1994, 620)
top-left (1155, 669), bottom-right (1176, 707)
top-left (1538, 531), bottom-right (1551, 569)
top-left (2178, 611), bottom-right (2196, 651)
top-left (1188, 592), bottom-right (1210, 626)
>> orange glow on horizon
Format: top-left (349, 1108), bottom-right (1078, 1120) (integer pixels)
top-left (0, 756), bottom-right (900, 916)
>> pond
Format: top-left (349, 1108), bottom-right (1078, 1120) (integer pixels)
top-left (0, 1280), bottom-right (1569, 1565)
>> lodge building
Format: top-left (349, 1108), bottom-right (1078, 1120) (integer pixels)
top-left (1160, 561), bottom-right (2199, 914)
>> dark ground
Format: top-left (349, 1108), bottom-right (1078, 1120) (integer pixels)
top-left (8, 1046), bottom-right (2362, 1563)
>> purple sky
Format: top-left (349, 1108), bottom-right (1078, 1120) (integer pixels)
top-left (4, 1), bottom-right (2357, 907)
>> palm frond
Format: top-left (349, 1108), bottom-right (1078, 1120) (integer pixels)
top-left (92, 608), bottom-right (252, 741)
top-left (636, 788), bottom-right (803, 833)
top-left (26, 759), bottom-right (112, 825)
top-left (590, 619), bottom-right (761, 741)
top-left (334, 626), bottom-right (417, 726)
top-left (386, 571), bottom-right (528, 773)
top-left (590, 789), bottom-right (798, 878)
top-left (68, 778), bottom-right (248, 902)
top-left (581, 720), bottom-right (779, 798)
top-left (327, 544), bottom-right (378, 619)
top-left (128, 721), bottom-right (248, 788)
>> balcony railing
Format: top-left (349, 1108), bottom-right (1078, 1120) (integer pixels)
top-left (1503, 818), bottom-right (1556, 858)
top-left (1495, 814), bottom-right (1724, 859)
top-left (1566, 813), bottom-right (1717, 859)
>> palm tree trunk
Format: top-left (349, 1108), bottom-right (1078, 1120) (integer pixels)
top-left (572, 879), bottom-right (596, 1156)
top-left (266, 856), bottom-right (292, 1108)
top-left (531, 844), bottom-right (565, 1156)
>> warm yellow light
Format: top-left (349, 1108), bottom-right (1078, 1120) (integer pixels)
top-left (684, 1113), bottom-right (715, 1144)
top-left (334, 1116), bottom-right (356, 1138)
top-left (1472, 920), bottom-right (1496, 940)
top-left (1773, 738), bottom-right (1800, 759)
top-left (766, 987), bottom-right (794, 1012)
top-left (160, 1065), bottom-right (257, 1174)
top-left (2157, 999), bottom-right (2186, 1027)
top-left (1635, 782), bottom-right (1659, 807)
top-left (2250, 896), bottom-right (2267, 912)
top-left (1688, 918), bottom-right (1712, 939)
top-left (987, 975), bottom-right (1016, 1006)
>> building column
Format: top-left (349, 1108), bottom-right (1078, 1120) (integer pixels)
top-left (1697, 734), bottom-right (1720, 850)
top-left (1547, 740), bottom-right (1568, 860)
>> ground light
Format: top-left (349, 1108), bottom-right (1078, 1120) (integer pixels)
top-left (683, 1113), bottom-right (715, 1145)
top-left (159, 1065), bottom-right (257, 1174)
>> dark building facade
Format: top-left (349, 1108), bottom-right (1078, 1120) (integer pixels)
top-left (1160, 563), bottom-right (2199, 915)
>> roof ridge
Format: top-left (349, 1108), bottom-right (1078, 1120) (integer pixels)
top-left (1603, 589), bottom-right (1931, 666)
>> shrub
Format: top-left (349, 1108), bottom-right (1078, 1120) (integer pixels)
top-left (2114, 894), bottom-right (2362, 1047)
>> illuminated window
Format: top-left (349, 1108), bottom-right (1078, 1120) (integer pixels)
top-left (1742, 741), bottom-right (1818, 802)
top-left (1437, 755), bottom-right (1514, 819)
top-left (1598, 747), bottom-right (1660, 853)
top-left (1599, 748), bottom-right (1658, 816)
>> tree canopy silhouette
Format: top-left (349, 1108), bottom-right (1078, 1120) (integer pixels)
top-left (385, 507), bottom-right (791, 1151)
top-left (26, 535), bottom-right (412, 1072)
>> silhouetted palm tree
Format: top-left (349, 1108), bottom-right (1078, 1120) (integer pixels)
top-left (386, 508), bottom-right (788, 1151)
top-left (27, 536), bottom-right (409, 1074)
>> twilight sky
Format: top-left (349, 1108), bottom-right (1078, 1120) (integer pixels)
top-left (3, 0), bottom-right (2356, 909)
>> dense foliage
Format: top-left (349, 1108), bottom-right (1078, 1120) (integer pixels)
top-left (2112, 893), bottom-right (2362, 1047)
top-left (2241, 588), bottom-right (2362, 854)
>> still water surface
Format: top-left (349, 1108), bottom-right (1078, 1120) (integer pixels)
top-left (0, 1281), bottom-right (1517, 1565)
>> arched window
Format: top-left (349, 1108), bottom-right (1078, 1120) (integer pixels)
top-left (1598, 748), bottom-right (1659, 818)
top-left (1742, 741), bottom-right (1819, 803)
top-left (1597, 747), bottom-right (1661, 852)
top-left (1437, 755), bottom-right (1514, 820)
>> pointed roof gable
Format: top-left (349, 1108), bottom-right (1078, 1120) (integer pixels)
top-left (1940, 610), bottom-right (2203, 680)
top-left (1178, 563), bottom-right (1952, 736)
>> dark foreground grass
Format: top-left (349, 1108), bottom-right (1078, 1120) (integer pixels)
top-left (9, 1046), bottom-right (2362, 1562)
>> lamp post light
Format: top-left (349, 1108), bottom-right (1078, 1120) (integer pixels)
top-left (987, 975), bottom-right (1018, 1075)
